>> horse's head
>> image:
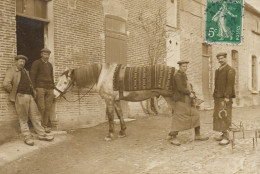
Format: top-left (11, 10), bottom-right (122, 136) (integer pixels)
top-left (54, 68), bottom-right (74, 98)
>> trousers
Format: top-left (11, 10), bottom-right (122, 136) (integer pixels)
top-left (213, 98), bottom-right (233, 132)
top-left (36, 88), bottom-right (54, 128)
top-left (15, 93), bottom-right (46, 140)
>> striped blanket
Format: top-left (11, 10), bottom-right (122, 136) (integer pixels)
top-left (113, 64), bottom-right (175, 91)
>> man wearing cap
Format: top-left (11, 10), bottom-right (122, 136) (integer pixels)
top-left (30, 48), bottom-right (54, 133)
top-left (3, 55), bottom-right (54, 146)
top-left (213, 52), bottom-right (235, 145)
top-left (168, 60), bottom-right (209, 146)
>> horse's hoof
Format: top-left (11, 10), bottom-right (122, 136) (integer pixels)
top-left (118, 134), bottom-right (126, 138)
top-left (104, 133), bottom-right (114, 141)
top-left (104, 136), bottom-right (112, 141)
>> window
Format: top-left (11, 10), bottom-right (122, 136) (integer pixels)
top-left (16, 0), bottom-right (48, 22)
top-left (167, 0), bottom-right (177, 28)
top-left (252, 55), bottom-right (258, 92)
top-left (105, 15), bottom-right (127, 65)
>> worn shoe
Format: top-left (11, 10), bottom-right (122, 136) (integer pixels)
top-left (219, 139), bottom-right (230, 145)
top-left (214, 135), bottom-right (224, 141)
top-left (39, 134), bottom-right (54, 141)
top-left (24, 139), bottom-right (34, 146)
top-left (166, 135), bottom-right (174, 140)
top-left (44, 127), bottom-right (51, 133)
top-left (195, 135), bottom-right (209, 141)
top-left (170, 138), bottom-right (181, 146)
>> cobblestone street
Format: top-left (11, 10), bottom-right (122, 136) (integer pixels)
top-left (0, 105), bottom-right (259, 174)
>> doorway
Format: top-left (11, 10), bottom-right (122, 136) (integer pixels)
top-left (16, 16), bottom-right (44, 71)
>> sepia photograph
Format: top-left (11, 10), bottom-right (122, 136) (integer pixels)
top-left (0, 0), bottom-right (259, 173)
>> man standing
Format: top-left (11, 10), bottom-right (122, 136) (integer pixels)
top-left (3, 55), bottom-right (54, 146)
top-left (213, 52), bottom-right (235, 145)
top-left (168, 60), bottom-right (209, 146)
top-left (30, 48), bottom-right (54, 133)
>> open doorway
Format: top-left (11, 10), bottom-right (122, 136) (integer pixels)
top-left (16, 16), bottom-right (44, 71)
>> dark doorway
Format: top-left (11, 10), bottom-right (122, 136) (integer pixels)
top-left (16, 16), bottom-right (44, 71)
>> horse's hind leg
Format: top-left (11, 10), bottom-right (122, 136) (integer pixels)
top-left (114, 101), bottom-right (126, 138)
top-left (105, 99), bottom-right (115, 141)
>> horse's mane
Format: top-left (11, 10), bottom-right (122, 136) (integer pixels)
top-left (73, 64), bottom-right (102, 87)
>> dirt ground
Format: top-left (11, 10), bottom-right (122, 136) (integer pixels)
top-left (0, 105), bottom-right (260, 174)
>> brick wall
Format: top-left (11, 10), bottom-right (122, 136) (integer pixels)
top-left (179, 0), bottom-right (205, 99)
top-left (53, 0), bottom-right (168, 128)
top-left (121, 0), bottom-right (167, 116)
top-left (0, 0), bottom-right (19, 144)
top-left (53, 0), bottom-right (106, 129)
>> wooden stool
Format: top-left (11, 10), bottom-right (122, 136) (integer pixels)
top-left (230, 123), bottom-right (258, 151)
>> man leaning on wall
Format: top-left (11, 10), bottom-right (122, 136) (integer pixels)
top-left (3, 55), bottom-right (54, 146)
top-left (30, 48), bottom-right (55, 133)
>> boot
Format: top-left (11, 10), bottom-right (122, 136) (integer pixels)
top-left (170, 138), bottom-right (181, 146)
top-left (39, 134), bottom-right (54, 141)
top-left (168, 132), bottom-right (181, 146)
top-left (167, 131), bottom-right (178, 140)
top-left (194, 126), bottom-right (209, 141)
top-left (214, 133), bottom-right (224, 141)
top-left (219, 131), bottom-right (229, 145)
top-left (24, 138), bottom-right (34, 146)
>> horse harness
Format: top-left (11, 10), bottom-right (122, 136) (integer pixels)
top-left (116, 64), bottom-right (127, 99)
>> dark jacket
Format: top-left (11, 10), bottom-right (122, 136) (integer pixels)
top-left (213, 64), bottom-right (236, 99)
top-left (173, 70), bottom-right (191, 102)
top-left (30, 59), bottom-right (54, 89)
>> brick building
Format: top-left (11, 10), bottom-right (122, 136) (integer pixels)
top-left (0, 0), bottom-right (169, 143)
top-left (165, 0), bottom-right (260, 109)
top-left (0, 0), bottom-right (259, 143)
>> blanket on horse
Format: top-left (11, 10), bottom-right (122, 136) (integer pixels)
top-left (113, 64), bottom-right (175, 91)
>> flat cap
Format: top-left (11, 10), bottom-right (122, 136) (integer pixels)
top-left (15, 55), bottom-right (28, 61)
top-left (216, 52), bottom-right (227, 58)
top-left (41, 48), bottom-right (51, 53)
top-left (177, 60), bottom-right (189, 65)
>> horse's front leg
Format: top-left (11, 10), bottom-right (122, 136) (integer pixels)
top-left (114, 100), bottom-right (126, 138)
top-left (105, 99), bottom-right (115, 141)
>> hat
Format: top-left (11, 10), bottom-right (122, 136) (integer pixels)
top-left (41, 48), bottom-right (51, 53)
top-left (216, 52), bottom-right (227, 58)
top-left (15, 55), bottom-right (28, 61)
top-left (177, 60), bottom-right (189, 65)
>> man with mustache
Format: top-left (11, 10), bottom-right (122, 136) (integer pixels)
top-left (3, 55), bottom-right (54, 146)
top-left (213, 52), bottom-right (236, 145)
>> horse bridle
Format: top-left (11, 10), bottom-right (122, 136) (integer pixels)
top-left (54, 69), bottom-right (97, 102)
top-left (54, 78), bottom-right (74, 99)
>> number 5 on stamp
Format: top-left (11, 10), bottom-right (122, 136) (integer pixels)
top-left (205, 0), bottom-right (244, 44)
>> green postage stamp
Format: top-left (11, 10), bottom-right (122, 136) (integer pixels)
top-left (205, 0), bottom-right (244, 44)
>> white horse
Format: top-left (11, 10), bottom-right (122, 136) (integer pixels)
top-left (54, 63), bottom-right (177, 140)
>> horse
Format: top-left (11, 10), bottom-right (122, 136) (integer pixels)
top-left (54, 63), bottom-right (177, 140)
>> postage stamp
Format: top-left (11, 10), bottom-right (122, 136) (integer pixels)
top-left (205, 0), bottom-right (244, 44)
